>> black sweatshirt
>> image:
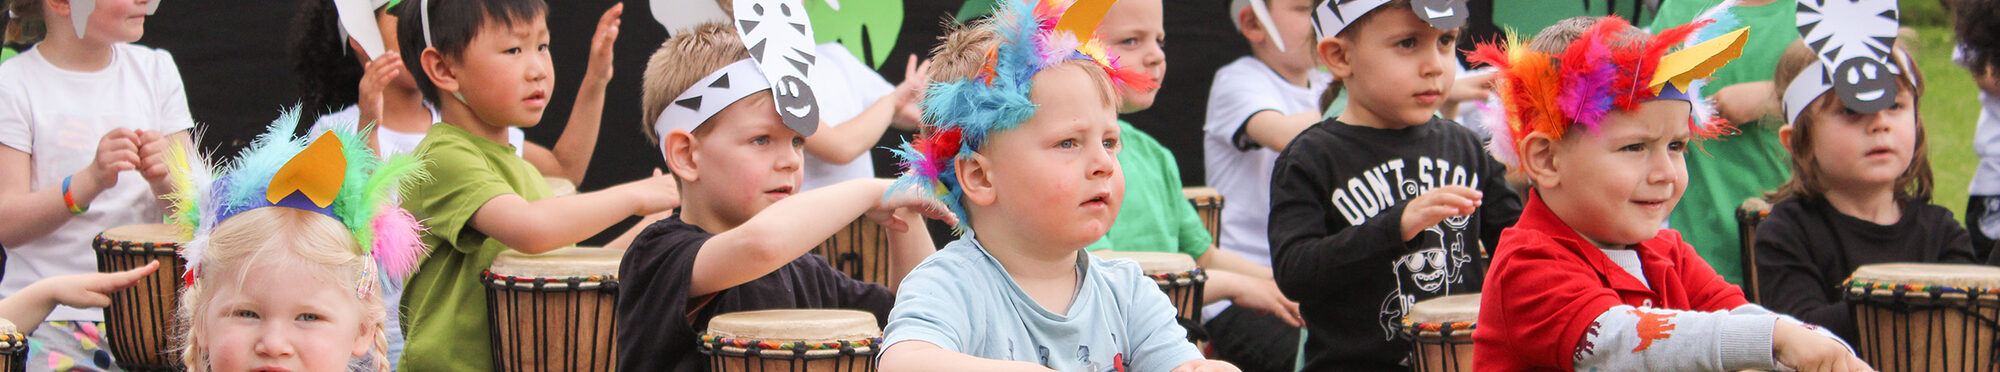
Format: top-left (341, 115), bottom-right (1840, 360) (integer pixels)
top-left (1268, 118), bottom-right (1521, 371)
top-left (1753, 197), bottom-right (1978, 344)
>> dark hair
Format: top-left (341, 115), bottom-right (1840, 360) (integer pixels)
top-left (394, 0), bottom-right (547, 105)
top-left (1316, 0), bottom-right (1420, 114)
top-left (1767, 39), bottom-right (1933, 203)
top-left (1958, 0), bottom-right (2000, 76)
top-left (290, 0), bottom-right (365, 129)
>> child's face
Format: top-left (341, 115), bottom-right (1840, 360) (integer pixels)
top-left (445, 16), bottom-right (554, 128)
top-left (1543, 101), bottom-right (1691, 247)
top-left (1259, 0), bottom-right (1319, 73)
top-left (1328, 7), bottom-right (1458, 127)
top-left (1799, 89), bottom-right (1918, 187)
top-left (200, 263), bottom-right (373, 372)
top-left (684, 94), bottom-right (805, 225)
top-left (1099, 0), bottom-right (1165, 113)
top-left (968, 64), bottom-right (1123, 249)
top-left (76, 0), bottom-right (151, 43)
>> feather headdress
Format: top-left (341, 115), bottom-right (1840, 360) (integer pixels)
top-left (164, 107), bottom-right (430, 295)
top-left (886, 0), bottom-right (1156, 233)
top-left (1468, 16), bottom-right (1747, 167)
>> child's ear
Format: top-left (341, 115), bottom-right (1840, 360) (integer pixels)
top-left (1236, 7), bottom-right (1266, 44)
top-left (420, 47), bottom-right (459, 95)
top-left (351, 322), bottom-right (372, 358)
top-left (46, 0), bottom-right (71, 17)
top-left (1317, 37), bottom-right (1353, 79)
top-left (958, 153), bottom-right (997, 207)
top-left (663, 131), bottom-right (702, 183)
top-left (1519, 133), bottom-right (1561, 188)
top-left (1778, 124), bottom-right (1796, 153)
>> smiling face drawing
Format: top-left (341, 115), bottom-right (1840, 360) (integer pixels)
top-left (1797, 0), bottom-right (1902, 113)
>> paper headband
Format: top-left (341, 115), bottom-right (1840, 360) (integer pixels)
top-left (70, 0), bottom-right (162, 38)
top-left (1230, 0), bottom-right (1285, 52)
top-left (165, 108), bottom-right (429, 295)
top-left (1783, 0), bottom-right (1908, 124)
top-left (1468, 16), bottom-right (1746, 167)
top-left (1313, 0), bottom-right (1466, 39)
top-left (653, 59), bottom-right (773, 139)
top-left (335, 0), bottom-right (396, 58)
top-left (887, 0), bottom-right (1157, 232)
top-left (650, 0), bottom-right (824, 136)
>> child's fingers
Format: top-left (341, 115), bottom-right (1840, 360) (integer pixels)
top-left (106, 260), bottom-right (161, 287)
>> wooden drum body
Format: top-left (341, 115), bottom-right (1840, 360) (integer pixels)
top-left (0, 319), bottom-right (26, 372)
top-left (700, 309), bottom-right (881, 372)
top-left (814, 218), bottom-right (892, 287)
top-left (1396, 294), bottom-right (1479, 372)
top-left (1844, 263), bottom-right (2000, 372)
top-left (1093, 251), bottom-right (1207, 343)
top-left (91, 224), bottom-right (188, 371)
top-left (1183, 187), bottom-right (1223, 243)
top-left (484, 247), bottom-right (624, 372)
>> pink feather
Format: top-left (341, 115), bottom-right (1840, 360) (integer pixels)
top-left (1556, 29), bottom-right (1619, 131)
top-left (370, 206), bottom-right (428, 279)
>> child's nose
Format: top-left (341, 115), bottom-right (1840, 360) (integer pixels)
top-left (1088, 145), bottom-right (1117, 180)
top-left (254, 327), bottom-right (296, 358)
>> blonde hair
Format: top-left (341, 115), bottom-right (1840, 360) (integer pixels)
top-left (4, 0), bottom-right (46, 44)
top-left (640, 21), bottom-right (750, 145)
top-left (176, 207), bottom-right (390, 371)
top-left (924, 18), bottom-right (1119, 110)
top-left (1767, 36), bottom-right (1932, 203)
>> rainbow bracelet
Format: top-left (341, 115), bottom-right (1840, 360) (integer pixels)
top-left (62, 175), bottom-right (86, 214)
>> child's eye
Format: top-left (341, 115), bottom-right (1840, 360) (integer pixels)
top-left (1438, 35), bottom-right (1457, 48)
top-left (1619, 143), bottom-right (1645, 152)
top-left (1396, 38), bottom-right (1418, 49)
top-left (538, 44), bottom-right (550, 52)
top-left (504, 47), bottom-right (522, 54)
top-left (295, 313), bottom-right (323, 322)
top-left (1102, 138), bottom-right (1119, 150)
top-left (1156, 36), bottom-right (1167, 48)
top-left (1668, 140), bottom-right (1688, 152)
top-left (233, 310), bottom-right (260, 319)
top-left (1119, 37), bottom-right (1140, 46)
top-left (1057, 139), bottom-right (1077, 149)
top-left (751, 135), bottom-right (770, 146)
top-left (791, 137), bottom-right (806, 148)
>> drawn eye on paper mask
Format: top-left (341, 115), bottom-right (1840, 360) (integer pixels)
top-left (737, 0), bottom-right (822, 135)
top-left (1409, 0), bottom-right (1467, 30)
top-left (1797, 0), bottom-right (1902, 113)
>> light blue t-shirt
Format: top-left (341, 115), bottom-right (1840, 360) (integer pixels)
top-left (883, 231), bottom-right (1203, 371)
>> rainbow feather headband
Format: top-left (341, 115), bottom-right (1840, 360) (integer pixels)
top-left (164, 107), bottom-right (431, 296)
top-left (1468, 16), bottom-right (1747, 167)
top-left (886, 0), bottom-right (1155, 232)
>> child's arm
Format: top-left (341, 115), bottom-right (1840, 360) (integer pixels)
top-left (1267, 145), bottom-right (1481, 296)
top-left (879, 341), bottom-right (1056, 371)
top-left (0, 129), bottom-right (141, 246)
top-left (882, 208), bottom-right (934, 293)
top-left (526, 4), bottom-right (623, 182)
top-left (136, 130), bottom-right (195, 205)
top-left (1239, 111), bottom-right (1323, 152)
top-left (1201, 269), bottom-right (1303, 326)
top-left (468, 173), bottom-right (679, 254)
top-left (687, 179), bottom-right (952, 297)
top-left (1118, 263), bottom-right (1227, 372)
top-left (1571, 304), bottom-right (1867, 371)
top-left (1752, 211), bottom-right (1858, 340)
top-left (802, 56), bottom-right (929, 164)
top-left (0, 261), bottom-right (157, 333)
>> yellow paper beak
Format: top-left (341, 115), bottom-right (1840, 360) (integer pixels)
top-left (266, 131), bottom-right (348, 208)
top-left (1651, 27), bottom-right (1750, 94)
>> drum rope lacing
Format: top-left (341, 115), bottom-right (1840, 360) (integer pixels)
top-left (481, 270), bottom-right (621, 292)
top-left (699, 335), bottom-right (883, 360)
top-left (1843, 278), bottom-right (2000, 328)
top-left (1147, 268), bottom-right (1206, 287)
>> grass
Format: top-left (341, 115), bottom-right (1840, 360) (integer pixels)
top-left (1912, 24), bottom-right (1981, 218)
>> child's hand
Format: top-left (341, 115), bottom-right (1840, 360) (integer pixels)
top-left (1711, 81), bottom-right (1777, 125)
top-left (357, 52), bottom-right (403, 130)
top-left (1399, 186), bottom-right (1481, 241)
top-left (82, 128), bottom-right (143, 195)
top-left (890, 54), bottom-right (932, 131)
top-left (873, 181), bottom-right (958, 232)
top-left (634, 169), bottom-right (679, 215)
top-left (582, 3), bottom-right (623, 86)
top-left (1774, 321), bottom-right (1873, 372)
top-left (1448, 71), bottom-right (1495, 103)
top-left (1218, 272), bottom-right (1303, 327)
top-left (1170, 359), bottom-right (1242, 372)
top-left (134, 130), bottom-right (172, 185)
top-left (41, 260), bottom-right (158, 309)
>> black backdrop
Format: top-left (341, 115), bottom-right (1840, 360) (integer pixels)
top-left (116, 0), bottom-right (1537, 245)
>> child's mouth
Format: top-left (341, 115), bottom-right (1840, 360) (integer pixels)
top-left (1080, 193), bottom-right (1110, 208)
top-left (764, 186), bottom-right (793, 198)
top-left (523, 91), bottom-right (548, 107)
top-left (1414, 89), bottom-right (1442, 105)
top-left (1865, 147), bottom-right (1896, 158)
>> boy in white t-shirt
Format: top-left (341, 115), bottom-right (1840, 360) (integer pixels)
top-left (0, 0), bottom-right (194, 369)
top-left (799, 43), bottom-right (926, 190)
top-left (1201, 1), bottom-right (1327, 370)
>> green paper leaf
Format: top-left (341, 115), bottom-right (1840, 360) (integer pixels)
top-left (806, 0), bottom-right (903, 69)
top-left (0, 47), bottom-right (16, 64)
top-left (957, 0), bottom-right (997, 23)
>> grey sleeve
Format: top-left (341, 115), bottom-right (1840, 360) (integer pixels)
top-left (1571, 304), bottom-right (1780, 371)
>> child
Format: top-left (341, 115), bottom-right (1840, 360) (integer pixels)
top-left (876, 1), bottom-right (1234, 370)
top-left (0, 262), bottom-right (156, 335)
top-left (1468, 15), bottom-right (1867, 371)
top-left (1959, 0), bottom-right (2000, 264)
top-left (295, 0), bottom-right (620, 182)
top-left (0, 0), bottom-right (194, 368)
top-left (388, 0), bottom-right (679, 370)
top-left (165, 111), bottom-right (429, 372)
top-left (1266, 0), bottom-right (1518, 370)
top-left (1756, 23), bottom-right (1977, 344)
top-left (616, 12), bottom-right (949, 370)
top-left (1202, 0), bottom-right (1328, 368)
top-left (1650, 0), bottom-right (1801, 284)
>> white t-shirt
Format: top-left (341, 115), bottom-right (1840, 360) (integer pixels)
top-left (1202, 56), bottom-right (1330, 267)
top-left (1970, 92), bottom-right (2000, 195)
top-left (801, 43), bottom-right (896, 191)
top-left (0, 44), bottom-right (194, 322)
top-left (313, 105), bottom-right (525, 158)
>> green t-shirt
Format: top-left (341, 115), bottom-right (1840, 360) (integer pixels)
top-left (1652, 0), bottom-right (1796, 284)
top-left (398, 123), bottom-right (551, 371)
top-left (1085, 121), bottom-right (1212, 257)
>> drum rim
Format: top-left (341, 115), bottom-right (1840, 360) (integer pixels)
top-left (1843, 278), bottom-right (2000, 297)
top-left (480, 269), bottom-right (619, 291)
top-left (91, 235), bottom-right (182, 253)
top-left (1146, 268), bottom-right (1207, 287)
top-left (1394, 318), bottom-right (1478, 340)
top-left (0, 333), bottom-right (22, 350)
top-left (696, 334), bottom-right (882, 358)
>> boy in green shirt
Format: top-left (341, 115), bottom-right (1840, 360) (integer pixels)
top-left (390, 0), bottom-right (679, 370)
top-left (1651, 0), bottom-right (1797, 284)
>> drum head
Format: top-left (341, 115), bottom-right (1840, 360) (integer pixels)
top-left (1849, 263), bottom-right (2000, 291)
top-left (1408, 293), bottom-right (1481, 325)
top-left (704, 309), bottom-right (880, 344)
top-left (1091, 251), bottom-right (1198, 275)
top-left (1182, 187), bottom-right (1220, 201)
top-left (97, 224), bottom-right (184, 250)
top-left (489, 247), bottom-right (623, 279)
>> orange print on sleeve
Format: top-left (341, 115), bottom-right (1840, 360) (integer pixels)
top-left (1627, 308), bottom-right (1678, 352)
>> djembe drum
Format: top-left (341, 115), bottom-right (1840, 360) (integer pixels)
top-left (1396, 294), bottom-right (1480, 372)
top-left (92, 223), bottom-right (188, 371)
top-left (1183, 187), bottom-right (1223, 242)
top-left (1737, 197), bottom-right (1773, 302)
top-left (1844, 263), bottom-right (2000, 372)
top-left (484, 247), bottom-right (623, 372)
top-left (0, 318), bottom-right (26, 372)
top-left (814, 218), bottom-right (891, 287)
top-left (699, 309), bottom-right (882, 372)
top-left (1092, 251), bottom-right (1207, 343)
